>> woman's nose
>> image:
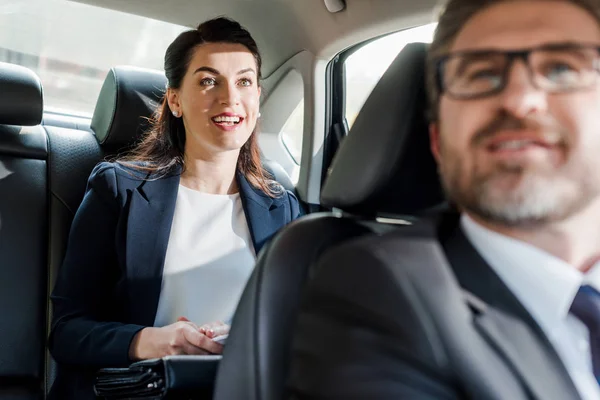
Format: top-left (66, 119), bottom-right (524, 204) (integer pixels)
top-left (219, 82), bottom-right (240, 106)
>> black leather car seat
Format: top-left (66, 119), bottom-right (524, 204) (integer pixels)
top-left (0, 61), bottom-right (49, 400)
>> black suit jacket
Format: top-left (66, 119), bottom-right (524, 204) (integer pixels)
top-left (288, 212), bottom-right (581, 400)
top-left (48, 161), bottom-right (301, 399)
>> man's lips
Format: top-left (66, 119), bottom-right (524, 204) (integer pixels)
top-left (483, 131), bottom-right (560, 152)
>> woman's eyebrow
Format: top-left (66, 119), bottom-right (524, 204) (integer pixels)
top-left (237, 68), bottom-right (256, 75)
top-left (193, 66), bottom-right (256, 75)
top-left (194, 66), bottom-right (220, 75)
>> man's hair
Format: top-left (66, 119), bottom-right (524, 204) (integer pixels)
top-left (426, 0), bottom-right (600, 121)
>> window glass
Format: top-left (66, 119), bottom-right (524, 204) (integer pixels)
top-left (344, 23), bottom-right (437, 128)
top-left (0, 0), bottom-right (188, 116)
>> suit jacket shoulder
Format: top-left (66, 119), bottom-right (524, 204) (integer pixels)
top-left (86, 160), bottom-right (182, 205)
top-left (289, 214), bottom-right (579, 400)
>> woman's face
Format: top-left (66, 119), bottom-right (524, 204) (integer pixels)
top-left (168, 42), bottom-right (261, 159)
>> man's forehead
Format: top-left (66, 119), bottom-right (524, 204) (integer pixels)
top-left (451, 1), bottom-right (600, 52)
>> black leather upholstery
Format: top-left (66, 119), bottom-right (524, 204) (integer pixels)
top-left (45, 126), bottom-right (104, 392)
top-left (214, 215), bottom-right (373, 400)
top-left (214, 43), bottom-right (440, 400)
top-left (0, 125), bottom-right (47, 159)
top-left (321, 43), bottom-right (444, 216)
top-left (0, 62), bottom-right (43, 126)
top-left (0, 65), bottom-right (48, 400)
top-left (0, 63), bottom-right (100, 399)
top-left (91, 66), bottom-right (166, 150)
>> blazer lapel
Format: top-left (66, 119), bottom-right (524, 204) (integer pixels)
top-left (237, 173), bottom-right (287, 254)
top-left (125, 169), bottom-right (180, 326)
top-left (439, 214), bottom-right (581, 400)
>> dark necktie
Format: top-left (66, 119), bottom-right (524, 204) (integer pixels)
top-left (570, 285), bottom-right (600, 381)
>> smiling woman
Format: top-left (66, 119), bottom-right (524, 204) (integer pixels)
top-left (47, 16), bottom-right (302, 400)
top-left (119, 19), bottom-right (273, 196)
top-left (165, 41), bottom-right (263, 187)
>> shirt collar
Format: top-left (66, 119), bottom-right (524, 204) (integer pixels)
top-left (460, 214), bottom-right (593, 335)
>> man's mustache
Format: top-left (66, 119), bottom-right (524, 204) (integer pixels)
top-left (472, 112), bottom-right (567, 146)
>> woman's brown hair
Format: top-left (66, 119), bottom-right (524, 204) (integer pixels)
top-left (119, 17), bottom-right (280, 197)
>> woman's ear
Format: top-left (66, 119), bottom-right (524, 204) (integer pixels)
top-left (166, 87), bottom-right (181, 116)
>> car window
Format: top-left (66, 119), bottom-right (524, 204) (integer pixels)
top-left (0, 0), bottom-right (188, 117)
top-left (344, 23), bottom-right (437, 128)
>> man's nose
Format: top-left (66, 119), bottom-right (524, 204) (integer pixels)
top-left (499, 60), bottom-right (548, 118)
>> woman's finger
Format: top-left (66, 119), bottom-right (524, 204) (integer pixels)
top-left (178, 317), bottom-right (200, 331)
top-left (181, 341), bottom-right (210, 355)
top-left (181, 325), bottom-right (213, 354)
top-left (207, 324), bottom-right (230, 338)
top-left (197, 334), bottom-right (224, 354)
top-left (199, 321), bottom-right (229, 337)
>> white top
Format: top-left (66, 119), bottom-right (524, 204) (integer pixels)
top-left (153, 185), bottom-right (256, 328)
top-left (461, 214), bottom-right (600, 400)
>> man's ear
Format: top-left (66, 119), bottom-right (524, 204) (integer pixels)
top-left (429, 123), bottom-right (441, 163)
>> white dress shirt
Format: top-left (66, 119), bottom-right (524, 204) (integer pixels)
top-left (461, 214), bottom-right (600, 400)
top-left (153, 185), bottom-right (256, 328)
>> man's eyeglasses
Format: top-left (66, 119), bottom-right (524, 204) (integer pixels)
top-left (435, 43), bottom-right (600, 100)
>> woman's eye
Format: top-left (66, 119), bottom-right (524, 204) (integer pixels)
top-left (239, 78), bottom-right (252, 87)
top-left (200, 78), bottom-right (216, 86)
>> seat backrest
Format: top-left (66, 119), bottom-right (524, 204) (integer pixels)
top-left (214, 43), bottom-right (444, 400)
top-left (0, 61), bottom-right (49, 400)
top-left (44, 108), bottom-right (105, 397)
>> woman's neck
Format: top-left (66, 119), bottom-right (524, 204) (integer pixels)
top-left (180, 150), bottom-right (240, 195)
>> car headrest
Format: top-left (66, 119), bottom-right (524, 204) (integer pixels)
top-left (321, 42), bottom-right (445, 217)
top-left (91, 66), bottom-right (167, 149)
top-left (0, 62), bottom-right (43, 126)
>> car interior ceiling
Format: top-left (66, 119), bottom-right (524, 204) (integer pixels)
top-left (69, 0), bottom-right (440, 74)
top-left (0, 1), bottom-right (449, 399)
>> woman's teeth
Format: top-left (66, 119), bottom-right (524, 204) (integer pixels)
top-left (212, 116), bottom-right (241, 125)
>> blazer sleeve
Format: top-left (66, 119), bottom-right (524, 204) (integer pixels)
top-left (287, 190), bottom-right (304, 220)
top-left (48, 162), bottom-right (145, 368)
top-left (287, 240), bottom-right (462, 399)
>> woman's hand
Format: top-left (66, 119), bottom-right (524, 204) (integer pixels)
top-left (129, 320), bottom-right (223, 360)
top-left (182, 318), bottom-right (229, 339)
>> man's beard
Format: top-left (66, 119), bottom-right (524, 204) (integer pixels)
top-left (442, 160), bottom-right (595, 227)
top-left (439, 112), bottom-right (600, 227)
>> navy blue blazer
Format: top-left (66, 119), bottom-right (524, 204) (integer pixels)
top-left (48, 161), bottom-right (301, 398)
